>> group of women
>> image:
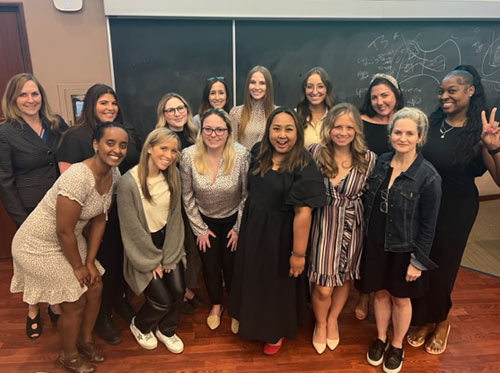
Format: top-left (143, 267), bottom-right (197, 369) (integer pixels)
top-left (1, 62), bottom-right (499, 373)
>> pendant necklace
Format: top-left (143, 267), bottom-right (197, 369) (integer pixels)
top-left (440, 119), bottom-right (464, 139)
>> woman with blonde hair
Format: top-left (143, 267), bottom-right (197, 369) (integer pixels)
top-left (230, 65), bottom-right (276, 149)
top-left (0, 73), bottom-right (68, 339)
top-left (308, 103), bottom-right (376, 354)
top-left (155, 92), bottom-right (204, 314)
top-left (117, 127), bottom-right (186, 353)
top-left (180, 108), bottom-right (249, 330)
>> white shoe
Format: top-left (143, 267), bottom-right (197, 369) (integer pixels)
top-left (129, 317), bottom-right (158, 350)
top-left (155, 329), bottom-right (184, 354)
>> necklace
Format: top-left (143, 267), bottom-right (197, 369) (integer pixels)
top-left (440, 120), bottom-right (458, 139)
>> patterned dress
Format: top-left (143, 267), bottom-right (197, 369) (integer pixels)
top-left (308, 145), bottom-right (376, 287)
top-left (10, 163), bottom-right (119, 305)
top-left (230, 101), bottom-right (276, 150)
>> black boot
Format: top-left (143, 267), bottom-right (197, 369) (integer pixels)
top-left (95, 300), bottom-right (122, 345)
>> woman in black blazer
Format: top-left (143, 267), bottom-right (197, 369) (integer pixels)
top-left (0, 73), bottom-right (68, 338)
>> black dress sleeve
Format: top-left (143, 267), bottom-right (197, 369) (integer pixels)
top-left (285, 159), bottom-right (326, 208)
top-left (57, 126), bottom-right (93, 163)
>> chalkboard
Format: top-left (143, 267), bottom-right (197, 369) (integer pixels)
top-left (109, 18), bottom-right (500, 139)
top-left (235, 20), bottom-right (500, 115)
top-left (109, 18), bottom-right (233, 139)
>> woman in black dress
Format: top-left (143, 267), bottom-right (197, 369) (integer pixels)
top-left (408, 65), bottom-right (500, 355)
top-left (155, 92), bottom-right (204, 314)
top-left (0, 73), bottom-right (68, 339)
top-left (355, 73), bottom-right (404, 320)
top-left (58, 84), bottom-right (138, 345)
top-left (229, 107), bottom-right (325, 355)
top-left (360, 107), bottom-right (441, 373)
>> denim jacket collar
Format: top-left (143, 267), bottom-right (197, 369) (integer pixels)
top-left (379, 151), bottom-right (425, 182)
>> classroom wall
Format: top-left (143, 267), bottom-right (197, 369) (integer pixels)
top-left (0, 0), bottom-right (112, 124)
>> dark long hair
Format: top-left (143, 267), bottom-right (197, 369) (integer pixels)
top-left (429, 65), bottom-right (487, 165)
top-left (296, 67), bottom-right (335, 129)
top-left (360, 76), bottom-right (404, 119)
top-left (198, 77), bottom-right (232, 116)
top-left (76, 84), bottom-right (124, 131)
top-left (253, 107), bottom-right (311, 177)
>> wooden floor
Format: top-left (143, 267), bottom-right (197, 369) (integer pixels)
top-left (1, 260), bottom-right (499, 372)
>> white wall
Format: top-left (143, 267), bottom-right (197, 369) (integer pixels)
top-left (103, 0), bottom-right (500, 19)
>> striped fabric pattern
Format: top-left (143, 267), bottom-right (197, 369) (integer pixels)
top-left (308, 146), bottom-right (376, 287)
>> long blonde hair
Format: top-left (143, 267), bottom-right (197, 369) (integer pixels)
top-left (137, 127), bottom-right (180, 203)
top-left (194, 108), bottom-right (235, 175)
top-left (239, 66), bottom-right (274, 139)
top-left (154, 92), bottom-right (197, 144)
top-left (1, 73), bottom-right (60, 132)
top-left (316, 103), bottom-right (369, 178)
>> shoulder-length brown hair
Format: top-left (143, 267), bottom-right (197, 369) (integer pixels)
top-left (253, 107), bottom-right (311, 177)
top-left (316, 103), bottom-right (369, 178)
top-left (137, 127), bottom-right (180, 203)
top-left (240, 65), bottom-right (275, 139)
top-left (1, 73), bottom-right (60, 132)
top-left (155, 92), bottom-right (197, 144)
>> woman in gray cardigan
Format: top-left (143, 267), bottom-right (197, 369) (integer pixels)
top-left (117, 127), bottom-right (186, 354)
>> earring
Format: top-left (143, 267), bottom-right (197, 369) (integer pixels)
top-left (94, 148), bottom-right (98, 153)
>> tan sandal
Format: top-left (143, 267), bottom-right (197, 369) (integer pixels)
top-left (354, 293), bottom-right (369, 320)
top-left (58, 351), bottom-right (95, 373)
top-left (76, 340), bottom-right (106, 363)
top-left (406, 323), bottom-right (436, 347)
top-left (425, 321), bottom-right (451, 355)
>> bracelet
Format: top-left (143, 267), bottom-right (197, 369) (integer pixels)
top-left (291, 251), bottom-right (306, 258)
top-left (488, 146), bottom-right (500, 155)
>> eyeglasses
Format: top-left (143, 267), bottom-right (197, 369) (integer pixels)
top-left (379, 188), bottom-right (389, 214)
top-left (207, 76), bottom-right (225, 81)
top-left (163, 105), bottom-right (186, 116)
top-left (202, 127), bottom-right (228, 136)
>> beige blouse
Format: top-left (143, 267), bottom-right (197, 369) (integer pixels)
top-left (180, 143), bottom-right (250, 236)
top-left (230, 100), bottom-right (272, 150)
top-left (303, 108), bottom-right (328, 148)
top-left (130, 166), bottom-right (170, 232)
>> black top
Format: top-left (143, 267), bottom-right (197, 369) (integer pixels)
top-left (0, 117), bottom-right (68, 226)
top-left (362, 119), bottom-right (391, 156)
top-left (173, 126), bottom-right (194, 150)
top-left (58, 124), bottom-right (142, 174)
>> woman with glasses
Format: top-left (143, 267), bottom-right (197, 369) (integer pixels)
top-left (230, 66), bottom-right (276, 149)
top-left (359, 108), bottom-right (441, 373)
top-left (193, 77), bottom-right (232, 128)
top-left (180, 108), bottom-right (249, 331)
top-left (296, 67), bottom-right (336, 148)
top-left (155, 93), bottom-right (204, 315)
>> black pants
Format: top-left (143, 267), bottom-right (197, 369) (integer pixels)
top-left (199, 213), bottom-right (236, 305)
top-left (96, 202), bottom-right (128, 313)
top-left (182, 206), bottom-right (202, 289)
top-left (135, 261), bottom-right (185, 337)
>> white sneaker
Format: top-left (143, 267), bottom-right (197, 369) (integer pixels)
top-left (129, 317), bottom-right (158, 350)
top-left (155, 329), bottom-right (184, 354)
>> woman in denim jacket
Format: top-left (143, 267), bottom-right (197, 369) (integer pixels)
top-left (359, 107), bottom-right (441, 373)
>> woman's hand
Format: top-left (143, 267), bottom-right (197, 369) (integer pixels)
top-left (226, 229), bottom-right (238, 252)
top-left (406, 263), bottom-right (422, 282)
top-left (73, 265), bottom-right (90, 288)
top-left (481, 108), bottom-right (500, 150)
top-left (196, 230), bottom-right (216, 253)
top-left (86, 262), bottom-right (101, 287)
top-left (152, 264), bottom-right (163, 280)
top-left (289, 255), bottom-right (305, 278)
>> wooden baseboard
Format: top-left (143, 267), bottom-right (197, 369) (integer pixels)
top-left (479, 194), bottom-right (500, 201)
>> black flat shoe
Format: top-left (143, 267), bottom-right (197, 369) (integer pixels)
top-left (26, 310), bottom-right (42, 339)
top-left (94, 315), bottom-right (122, 345)
top-left (113, 299), bottom-right (135, 324)
top-left (48, 305), bottom-right (60, 324)
top-left (188, 294), bottom-right (205, 308)
top-left (181, 300), bottom-right (195, 315)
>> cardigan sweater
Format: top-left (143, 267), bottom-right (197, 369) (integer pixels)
top-left (116, 169), bottom-right (186, 295)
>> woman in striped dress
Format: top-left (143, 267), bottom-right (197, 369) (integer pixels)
top-left (308, 103), bottom-right (376, 354)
